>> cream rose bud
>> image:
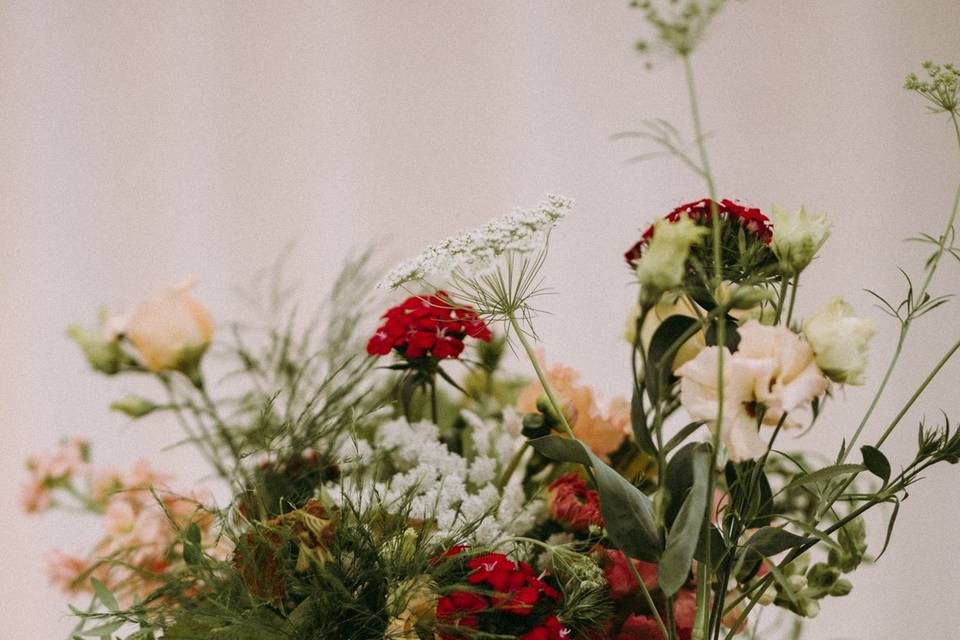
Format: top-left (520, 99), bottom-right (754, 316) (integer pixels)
top-left (635, 216), bottom-right (708, 305)
top-left (770, 205), bottom-right (830, 276)
top-left (803, 299), bottom-right (876, 385)
top-left (121, 279), bottom-right (214, 377)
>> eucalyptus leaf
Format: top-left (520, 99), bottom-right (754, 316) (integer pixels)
top-left (705, 316), bottom-right (740, 351)
top-left (784, 464), bottom-right (864, 490)
top-left (531, 435), bottom-right (661, 561)
top-left (743, 526), bottom-right (810, 557)
top-left (659, 443), bottom-right (711, 596)
top-left (631, 385), bottom-right (658, 457)
top-left (645, 315), bottom-right (698, 400)
top-left (90, 577), bottom-right (118, 612)
top-left (77, 620), bottom-right (124, 638)
top-left (860, 445), bottom-right (891, 484)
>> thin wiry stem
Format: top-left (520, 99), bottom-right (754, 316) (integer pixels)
top-left (683, 52), bottom-right (725, 640)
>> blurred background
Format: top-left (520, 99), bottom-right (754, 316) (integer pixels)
top-left (2, 1), bottom-right (959, 638)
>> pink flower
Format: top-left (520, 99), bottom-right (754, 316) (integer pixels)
top-left (19, 478), bottom-right (53, 513)
top-left (45, 551), bottom-right (91, 594)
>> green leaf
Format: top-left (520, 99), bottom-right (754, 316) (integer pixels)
top-left (90, 577), bottom-right (118, 612)
top-left (784, 464), bottom-right (864, 490)
top-left (182, 522), bottom-right (203, 566)
top-left (743, 526), bottom-right (810, 557)
top-left (664, 443), bottom-right (697, 527)
top-left (877, 498), bottom-right (900, 561)
top-left (630, 385), bottom-right (658, 457)
top-left (645, 315), bottom-right (698, 400)
top-left (663, 421), bottom-right (704, 455)
top-left (693, 524), bottom-right (725, 571)
top-left (860, 445), bottom-right (891, 484)
top-left (77, 620), bottom-right (124, 637)
top-left (531, 435), bottom-right (661, 561)
top-left (705, 316), bottom-right (740, 351)
top-left (659, 443), bottom-right (711, 596)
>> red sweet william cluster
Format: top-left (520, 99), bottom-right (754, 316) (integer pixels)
top-left (366, 291), bottom-right (492, 360)
top-left (624, 198), bottom-right (773, 267)
top-left (436, 549), bottom-right (565, 640)
top-left (547, 472), bottom-right (604, 534)
top-left (593, 548), bottom-right (696, 640)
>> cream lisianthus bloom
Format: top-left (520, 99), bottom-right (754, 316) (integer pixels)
top-left (735, 321), bottom-right (830, 429)
top-left (803, 299), bottom-right (876, 385)
top-left (635, 215), bottom-right (708, 305)
top-left (770, 205), bottom-right (830, 276)
top-left (676, 346), bottom-right (766, 461)
top-left (113, 278), bottom-right (214, 376)
top-left (676, 321), bottom-right (828, 461)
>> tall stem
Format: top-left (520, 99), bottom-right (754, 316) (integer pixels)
top-left (683, 52), bottom-right (724, 640)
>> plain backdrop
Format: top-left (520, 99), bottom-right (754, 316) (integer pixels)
top-left (2, 2), bottom-right (959, 638)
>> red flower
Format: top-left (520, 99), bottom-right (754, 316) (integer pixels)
top-left (616, 614), bottom-right (664, 640)
top-left (436, 590), bottom-right (488, 637)
top-left (520, 615), bottom-right (568, 640)
top-left (548, 473), bottom-right (604, 533)
top-left (595, 548), bottom-right (658, 601)
top-left (624, 198), bottom-right (773, 267)
top-left (465, 552), bottom-right (560, 613)
top-left (366, 291), bottom-right (491, 360)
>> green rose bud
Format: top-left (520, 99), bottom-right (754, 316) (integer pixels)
top-left (804, 299), bottom-right (876, 385)
top-left (770, 205), bottom-right (831, 276)
top-left (635, 216), bottom-right (708, 306)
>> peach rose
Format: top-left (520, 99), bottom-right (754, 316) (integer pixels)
top-left (114, 278), bottom-right (213, 376)
top-left (516, 360), bottom-right (626, 459)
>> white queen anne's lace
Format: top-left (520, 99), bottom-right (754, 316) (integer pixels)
top-left (327, 415), bottom-right (544, 545)
top-left (378, 195), bottom-right (573, 289)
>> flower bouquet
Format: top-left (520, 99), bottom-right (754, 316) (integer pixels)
top-left (24, 2), bottom-right (960, 639)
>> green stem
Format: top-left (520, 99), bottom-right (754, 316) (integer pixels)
top-left (625, 556), bottom-right (671, 640)
top-left (773, 274), bottom-right (789, 323)
top-left (160, 377), bottom-right (231, 480)
top-left (683, 52), bottom-right (724, 640)
top-left (496, 442), bottom-right (529, 490)
top-left (875, 335), bottom-right (960, 447)
top-left (785, 273), bottom-right (800, 326)
top-left (195, 378), bottom-right (244, 466)
top-left (508, 315), bottom-right (577, 442)
top-left (508, 313), bottom-right (597, 487)
top-left (429, 375), bottom-right (438, 424)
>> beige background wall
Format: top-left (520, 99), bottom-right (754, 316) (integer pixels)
top-left (2, 2), bottom-right (958, 638)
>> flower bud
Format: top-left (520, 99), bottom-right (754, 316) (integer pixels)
top-left (803, 299), bottom-right (876, 385)
top-left (829, 578), bottom-right (853, 597)
top-left (121, 278), bottom-right (214, 379)
top-left (803, 599), bottom-right (821, 619)
top-left (634, 216), bottom-right (708, 306)
top-left (807, 562), bottom-right (840, 588)
top-left (536, 394), bottom-right (576, 430)
top-left (770, 205), bottom-right (831, 276)
top-left (66, 325), bottom-right (130, 375)
top-left (109, 395), bottom-right (159, 419)
top-left (757, 582), bottom-right (778, 606)
top-left (521, 413), bottom-right (550, 439)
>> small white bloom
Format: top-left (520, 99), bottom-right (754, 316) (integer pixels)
top-left (634, 215), bottom-right (708, 305)
top-left (770, 205), bottom-right (831, 275)
top-left (378, 195), bottom-right (572, 289)
top-left (803, 299), bottom-right (876, 385)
